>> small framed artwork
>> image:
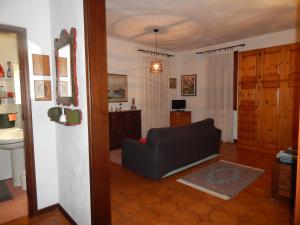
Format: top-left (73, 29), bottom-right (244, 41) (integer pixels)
top-left (169, 78), bottom-right (177, 89)
top-left (108, 74), bottom-right (128, 102)
top-left (34, 80), bottom-right (52, 101)
top-left (32, 54), bottom-right (50, 76)
top-left (181, 74), bottom-right (197, 96)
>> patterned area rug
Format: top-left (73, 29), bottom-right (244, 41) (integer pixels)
top-left (177, 160), bottom-right (264, 200)
top-left (110, 149), bottom-right (122, 165)
top-left (0, 181), bottom-right (12, 202)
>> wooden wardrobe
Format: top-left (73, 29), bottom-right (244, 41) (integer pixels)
top-left (238, 43), bottom-right (300, 153)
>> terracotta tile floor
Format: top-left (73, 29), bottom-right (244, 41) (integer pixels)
top-left (2, 208), bottom-right (70, 225)
top-left (111, 143), bottom-right (291, 225)
top-left (0, 179), bottom-right (28, 224)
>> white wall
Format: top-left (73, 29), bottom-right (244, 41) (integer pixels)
top-left (107, 38), bottom-right (144, 110)
top-left (49, 0), bottom-right (91, 224)
top-left (0, 0), bottom-right (58, 209)
top-left (107, 38), bottom-right (179, 111)
top-left (175, 29), bottom-right (298, 139)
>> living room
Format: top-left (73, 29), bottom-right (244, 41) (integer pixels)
top-left (106, 1), bottom-right (300, 225)
top-left (0, 0), bottom-right (299, 224)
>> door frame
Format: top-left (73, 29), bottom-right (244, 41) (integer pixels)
top-left (83, 0), bottom-right (111, 224)
top-left (0, 24), bottom-right (38, 216)
top-left (295, 109), bottom-right (300, 224)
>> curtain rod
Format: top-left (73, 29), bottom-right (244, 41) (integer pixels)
top-left (137, 49), bottom-right (174, 57)
top-left (195, 44), bottom-right (246, 54)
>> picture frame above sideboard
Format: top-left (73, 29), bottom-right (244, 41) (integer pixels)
top-left (108, 74), bottom-right (128, 102)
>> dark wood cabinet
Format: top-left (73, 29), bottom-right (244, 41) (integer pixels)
top-left (108, 110), bottom-right (141, 150)
top-left (271, 160), bottom-right (296, 200)
top-left (170, 111), bottom-right (191, 127)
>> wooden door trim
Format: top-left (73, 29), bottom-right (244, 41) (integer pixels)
top-left (295, 107), bottom-right (300, 225)
top-left (83, 0), bottom-right (111, 225)
top-left (0, 24), bottom-right (38, 216)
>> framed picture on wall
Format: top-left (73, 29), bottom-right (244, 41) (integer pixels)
top-left (108, 74), bottom-right (128, 102)
top-left (169, 78), bottom-right (177, 89)
top-left (34, 80), bottom-right (52, 101)
top-left (181, 74), bottom-right (197, 96)
top-left (32, 54), bottom-right (50, 76)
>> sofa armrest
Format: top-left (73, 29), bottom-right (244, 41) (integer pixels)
top-left (122, 138), bottom-right (150, 153)
top-left (122, 138), bottom-right (158, 179)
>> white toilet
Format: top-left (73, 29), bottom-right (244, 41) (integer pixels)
top-left (0, 128), bottom-right (26, 189)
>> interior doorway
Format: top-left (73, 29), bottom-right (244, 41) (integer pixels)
top-left (0, 24), bottom-right (37, 222)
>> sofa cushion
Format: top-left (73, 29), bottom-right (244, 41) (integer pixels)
top-left (146, 118), bottom-right (215, 147)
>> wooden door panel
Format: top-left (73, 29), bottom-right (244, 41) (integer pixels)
top-left (239, 50), bottom-right (259, 81)
top-left (259, 87), bottom-right (279, 149)
top-left (281, 85), bottom-right (300, 149)
top-left (259, 47), bottom-right (282, 150)
top-left (286, 43), bottom-right (300, 84)
top-left (261, 46), bottom-right (283, 80)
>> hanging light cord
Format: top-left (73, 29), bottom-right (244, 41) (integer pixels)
top-left (154, 29), bottom-right (159, 62)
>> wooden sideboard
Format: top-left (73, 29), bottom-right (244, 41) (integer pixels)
top-left (170, 111), bottom-right (191, 127)
top-left (108, 110), bottom-right (141, 150)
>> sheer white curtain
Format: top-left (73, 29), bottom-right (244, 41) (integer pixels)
top-left (200, 49), bottom-right (234, 142)
top-left (140, 53), bottom-right (171, 136)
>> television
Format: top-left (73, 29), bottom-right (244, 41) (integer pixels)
top-left (172, 100), bottom-right (186, 110)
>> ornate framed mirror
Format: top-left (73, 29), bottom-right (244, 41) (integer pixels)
top-left (54, 28), bottom-right (78, 106)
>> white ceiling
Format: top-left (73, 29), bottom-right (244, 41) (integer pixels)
top-left (106, 0), bottom-right (299, 51)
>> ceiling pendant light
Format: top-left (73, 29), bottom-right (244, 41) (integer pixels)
top-left (150, 29), bottom-right (163, 74)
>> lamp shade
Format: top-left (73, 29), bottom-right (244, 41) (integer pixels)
top-left (150, 60), bottom-right (163, 73)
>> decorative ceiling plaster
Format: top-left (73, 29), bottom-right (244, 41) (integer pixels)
top-left (106, 0), bottom-right (299, 51)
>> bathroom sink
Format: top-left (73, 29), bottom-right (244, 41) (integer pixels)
top-left (0, 128), bottom-right (24, 150)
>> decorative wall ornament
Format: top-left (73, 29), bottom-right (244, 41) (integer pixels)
top-left (169, 78), bottom-right (177, 89)
top-left (131, 97), bottom-right (137, 110)
top-left (108, 74), bottom-right (128, 102)
top-left (181, 74), bottom-right (197, 96)
top-left (0, 64), bottom-right (4, 77)
top-left (48, 107), bottom-right (82, 126)
top-left (34, 80), bottom-right (52, 101)
top-left (6, 61), bottom-right (13, 78)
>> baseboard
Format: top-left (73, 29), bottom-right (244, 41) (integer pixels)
top-left (237, 143), bottom-right (278, 154)
top-left (58, 204), bottom-right (77, 225)
top-left (36, 203), bottom-right (59, 215)
top-left (36, 203), bottom-right (77, 225)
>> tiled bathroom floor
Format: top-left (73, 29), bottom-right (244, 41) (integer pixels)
top-left (0, 179), bottom-right (28, 224)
